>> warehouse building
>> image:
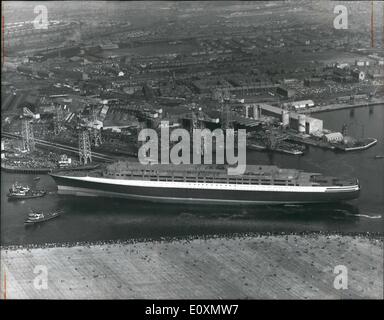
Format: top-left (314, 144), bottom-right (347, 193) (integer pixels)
top-left (282, 99), bottom-right (315, 110)
top-left (276, 86), bottom-right (296, 98)
top-left (322, 132), bottom-right (344, 143)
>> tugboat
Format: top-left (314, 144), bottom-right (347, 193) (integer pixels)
top-left (24, 209), bottom-right (61, 225)
top-left (7, 182), bottom-right (46, 200)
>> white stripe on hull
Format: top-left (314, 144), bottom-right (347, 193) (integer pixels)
top-left (52, 175), bottom-right (359, 193)
top-left (57, 185), bottom-right (328, 204)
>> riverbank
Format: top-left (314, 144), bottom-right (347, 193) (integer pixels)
top-left (1, 233), bottom-right (382, 299)
top-left (296, 98), bottom-right (384, 114)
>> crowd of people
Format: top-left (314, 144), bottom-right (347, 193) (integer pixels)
top-left (1, 230), bottom-right (382, 252)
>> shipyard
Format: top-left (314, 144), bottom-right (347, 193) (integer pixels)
top-left (1, 1), bottom-right (383, 303)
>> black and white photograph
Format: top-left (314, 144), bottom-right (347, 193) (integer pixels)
top-left (1, 0), bottom-right (383, 305)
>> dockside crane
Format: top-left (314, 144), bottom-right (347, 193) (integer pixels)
top-left (89, 105), bottom-right (102, 147)
top-left (20, 107), bottom-right (39, 152)
top-left (76, 115), bottom-right (92, 165)
top-left (369, 86), bottom-right (378, 101)
top-left (53, 104), bottom-right (66, 135)
top-left (190, 103), bottom-right (206, 131)
top-left (213, 88), bottom-right (232, 130)
top-left (262, 129), bottom-right (289, 151)
top-left (190, 103), bottom-right (208, 156)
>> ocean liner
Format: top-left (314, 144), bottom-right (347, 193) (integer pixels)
top-left (50, 162), bottom-right (360, 204)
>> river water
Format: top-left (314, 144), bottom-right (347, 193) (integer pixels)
top-left (1, 105), bottom-right (383, 246)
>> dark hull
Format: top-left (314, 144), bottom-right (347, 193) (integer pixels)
top-left (51, 174), bottom-right (360, 205)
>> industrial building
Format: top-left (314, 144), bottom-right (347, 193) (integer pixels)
top-left (304, 77), bottom-right (324, 87)
top-left (276, 86), bottom-right (296, 98)
top-left (192, 79), bottom-right (282, 97)
top-left (252, 103), bottom-right (323, 134)
top-left (282, 99), bottom-right (315, 110)
top-left (289, 113), bottom-right (323, 134)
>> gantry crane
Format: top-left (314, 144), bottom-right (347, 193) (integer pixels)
top-left (189, 103), bottom-right (208, 155)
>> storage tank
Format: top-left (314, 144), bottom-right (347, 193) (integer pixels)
top-left (245, 105), bottom-right (250, 118)
top-left (253, 105), bottom-right (261, 120)
top-left (282, 110), bottom-right (289, 127)
top-left (298, 114), bottom-right (306, 133)
top-left (1, 140), bottom-right (5, 159)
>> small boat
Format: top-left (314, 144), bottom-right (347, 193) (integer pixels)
top-left (8, 189), bottom-right (46, 200)
top-left (33, 177), bottom-right (41, 181)
top-left (9, 182), bottom-right (30, 193)
top-left (24, 209), bottom-right (61, 225)
top-left (374, 155), bottom-right (384, 159)
top-left (7, 182), bottom-right (46, 200)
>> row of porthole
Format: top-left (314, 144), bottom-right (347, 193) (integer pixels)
top-left (108, 173), bottom-right (298, 186)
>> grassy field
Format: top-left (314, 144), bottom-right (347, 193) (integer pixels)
top-left (1, 234), bottom-right (383, 299)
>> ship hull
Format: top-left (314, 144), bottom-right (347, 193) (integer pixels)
top-left (50, 174), bottom-right (360, 205)
top-left (7, 192), bottom-right (46, 200)
top-left (24, 212), bottom-right (60, 225)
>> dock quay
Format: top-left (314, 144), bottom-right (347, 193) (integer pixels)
top-left (287, 134), bottom-right (336, 150)
top-left (335, 138), bottom-right (378, 151)
top-left (1, 132), bottom-right (116, 162)
top-left (296, 98), bottom-right (384, 114)
top-left (286, 133), bottom-right (378, 152)
top-left (0, 163), bottom-right (52, 174)
top-left (1, 162), bottom-right (101, 174)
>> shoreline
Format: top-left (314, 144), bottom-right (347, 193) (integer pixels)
top-left (1, 232), bottom-right (382, 299)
